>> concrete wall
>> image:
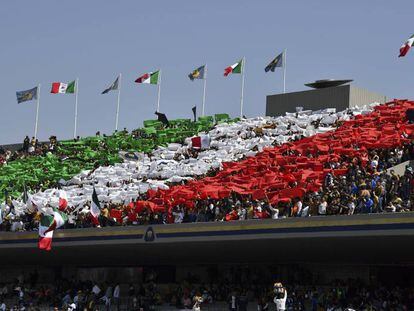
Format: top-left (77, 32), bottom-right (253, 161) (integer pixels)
top-left (266, 85), bottom-right (388, 117)
top-left (349, 85), bottom-right (388, 108)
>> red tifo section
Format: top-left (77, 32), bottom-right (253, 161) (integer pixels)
top-left (136, 100), bottom-right (414, 217)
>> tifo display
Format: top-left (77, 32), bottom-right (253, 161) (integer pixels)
top-left (0, 100), bottom-right (414, 252)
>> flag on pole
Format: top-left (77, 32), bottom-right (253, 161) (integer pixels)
top-left (188, 65), bottom-right (206, 81)
top-left (135, 71), bottom-right (160, 84)
top-left (192, 106), bottom-right (197, 122)
top-left (38, 209), bottom-right (68, 251)
top-left (265, 52), bottom-right (284, 72)
top-left (16, 87), bottom-right (38, 104)
top-left (50, 81), bottom-right (76, 94)
top-left (58, 190), bottom-right (68, 211)
top-left (90, 187), bottom-right (101, 225)
top-left (399, 34), bottom-right (414, 57)
top-left (102, 76), bottom-right (120, 94)
top-left (224, 59), bottom-right (243, 76)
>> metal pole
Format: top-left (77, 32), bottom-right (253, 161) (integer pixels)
top-left (74, 78), bottom-right (79, 139)
top-left (202, 64), bottom-right (207, 116)
top-left (156, 70), bottom-right (162, 112)
top-left (34, 84), bottom-right (41, 140)
top-left (115, 73), bottom-right (121, 131)
top-left (240, 57), bottom-right (246, 118)
top-left (283, 49), bottom-right (287, 93)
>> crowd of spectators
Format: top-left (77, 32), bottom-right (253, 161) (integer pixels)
top-left (0, 106), bottom-right (414, 233)
top-left (1, 142), bottom-right (414, 232)
top-left (1, 271), bottom-right (413, 310)
top-left (0, 135), bottom-right (63, 168)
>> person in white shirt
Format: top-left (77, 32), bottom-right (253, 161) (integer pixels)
top-left (0, 301), bottom-right (5, 311)
top-left (172, 207), bottom-right (184, 223)
top-left (192, 294), bottom-right (203, 311)
top-left (273, 282), bottom-right (287, 311)
top-left (300, 205), bottom-right (309, 217)
top-left (238, 206), bottom-right (246, 220)
top-left (296, 200), bottom-right (303, 216)
top-left (318, 199), bottom-right (327, 215)
top-left (347, 200), bottom-right (355, 215)
top-left (268, 205), bottom-right (279, 219)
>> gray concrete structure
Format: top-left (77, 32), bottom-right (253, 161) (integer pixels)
top-left (266, 84), bottom-right (388, 117)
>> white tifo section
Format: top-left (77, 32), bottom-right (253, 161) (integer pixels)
top-left (11, 103), bottom-right (378, 216)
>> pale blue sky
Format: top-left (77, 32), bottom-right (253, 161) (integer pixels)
top-left (0, 0), bottom-right (412, 144)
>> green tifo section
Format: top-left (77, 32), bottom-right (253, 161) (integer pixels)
top-left (0, 114), bottom-right (236, 201)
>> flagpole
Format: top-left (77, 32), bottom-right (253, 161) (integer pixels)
top-left (73, 78), bottom-right (79, 139)
top-left (115, 73), bottom-right (121, 131)
top-left (156, 70), bottom-right (162, 112)
top-left (34, 84), bottom-right (41, 140)
top-left (202, 64), bottom-right (207, 116)
top-left (283, 49), bottom-right (287, 93)
top-left (240, 57), bottom-right (246, 118)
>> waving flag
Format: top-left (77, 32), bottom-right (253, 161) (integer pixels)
top-left (16, 87), bottom-right (38, 104)
top-left (224, 59), bottom-right (243, 76)
top-left (399, 34), bottom-right (414, 57)
top-left (188, 65), bottom-right (206, 81)
top-left (38, 209), bottom-right (68, 251)
top-left (90, 187), bottom-right (101, 226)
top-left (135, 71), bottom-right (160, 84)
top-left (51, 81), bottom-right (75, 94)
top-left (102, 76), bottom-right (120, 94)
top-left (265, 52), bottom-right (283, 72)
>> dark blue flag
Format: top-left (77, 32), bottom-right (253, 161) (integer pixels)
top-left (16, 87), bottom-right (38, 104)
top-left (265, 52), bottom-right (284, 72)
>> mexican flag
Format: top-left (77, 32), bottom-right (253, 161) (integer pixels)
top-left (399, 34), bottom-right (414, 57)
top-left (50, 81), bottom-right (76, 94)
top-left (224, 59), bottom-right (243, 76)
top-left (135, 71), bottom-right (160, 84)
top-left (38, 209), bottom-right (68, 251)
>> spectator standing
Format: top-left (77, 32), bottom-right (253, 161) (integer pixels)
top-left (192, 293), bottom-right (203, 311)
top-left (273, 282), bottom-right (287, 311)
top-left (113, 283), bottom-right (120, 310)
top-left (228, 291), bottom-right (237, 311)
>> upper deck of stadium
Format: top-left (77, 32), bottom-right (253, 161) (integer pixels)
top-left (1, 212), bottom-right (413, 266)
